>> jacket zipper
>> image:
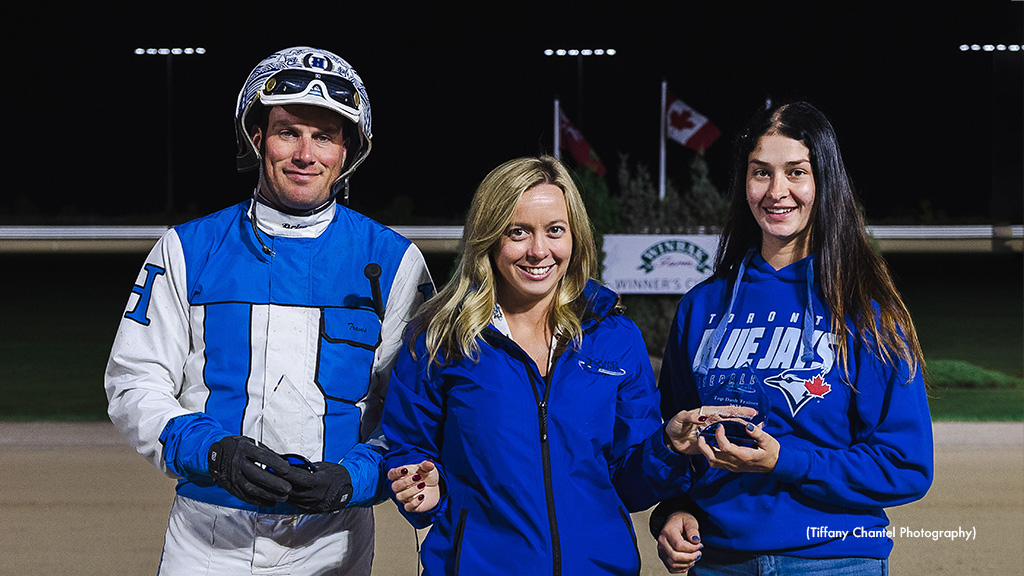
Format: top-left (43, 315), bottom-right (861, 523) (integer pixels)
top-left (453, 508), bottom-right (468, 576)
top-left (618, 507), bottom-right (642, 573)
top-left (485, 327), bottom-right (576, 576)
top-left (532, 366), bottom-right (561, 576)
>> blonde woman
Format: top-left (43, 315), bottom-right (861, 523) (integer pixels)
top-left (381, 156), bottom-right (749, 575)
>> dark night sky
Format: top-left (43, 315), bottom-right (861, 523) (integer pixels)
top-left (5, 1), bottom-right (1022, 225)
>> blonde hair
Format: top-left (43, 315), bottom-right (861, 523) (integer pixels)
top-left (409, 155), bottom-right (597, 365)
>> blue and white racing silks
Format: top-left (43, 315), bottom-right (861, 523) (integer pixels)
top-left (105, 200), bottom-right (433, 512)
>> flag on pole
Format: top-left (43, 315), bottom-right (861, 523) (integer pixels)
top-left (559, 109), bottom-right (606, 175)
top-left (665, 91), bottom-right (720, 152)
top-left (553, 99), bottom-right (561, 161)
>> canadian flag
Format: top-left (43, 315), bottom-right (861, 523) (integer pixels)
top-left (665, 91), bottom-right (720, 152)
top-left (559, 110), bottom-right (607, 175)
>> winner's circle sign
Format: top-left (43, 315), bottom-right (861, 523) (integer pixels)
top-left (602, 234), bottom-right (719, 294)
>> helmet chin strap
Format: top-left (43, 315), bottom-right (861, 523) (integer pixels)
top-left (335, 179), bottom-right (350, 206)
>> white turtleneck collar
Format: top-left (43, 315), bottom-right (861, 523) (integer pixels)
top-left (248, 198), bottom-right (336, 239)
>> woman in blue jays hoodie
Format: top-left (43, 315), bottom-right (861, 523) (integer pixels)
top-left (382, 156), bottom-right (745, 575)
top-left (654, 102), bottom-right (933, 575)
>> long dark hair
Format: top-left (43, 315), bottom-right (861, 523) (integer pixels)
top-left (717, 101), bottom-right (926, 384)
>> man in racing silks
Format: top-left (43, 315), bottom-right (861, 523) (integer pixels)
top-left (105, 46), bottom-right (433, 575)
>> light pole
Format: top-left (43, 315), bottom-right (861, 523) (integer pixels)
top-left (134, 47), bottom-right (207, 216)
top-left (957, 43), bottom-right (1022, 236)
top-left (543, 48), bottom-right (616, 130)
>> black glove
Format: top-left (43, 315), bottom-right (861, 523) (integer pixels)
top-left (282, 461), bottom-right (354, 513)
top-left (208, 436), bottom-right (292, 507)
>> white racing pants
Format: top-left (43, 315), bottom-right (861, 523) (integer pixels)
top-left (158, 495), bottom-right (374, 575)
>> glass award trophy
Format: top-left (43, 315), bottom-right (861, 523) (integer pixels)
top-left (699, 364), bottom-right (770, 448)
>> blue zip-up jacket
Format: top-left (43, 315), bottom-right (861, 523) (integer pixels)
top-left (382, 280), bottom-right (691, 575)
top-left (659, 253), bottom-right (933, 558)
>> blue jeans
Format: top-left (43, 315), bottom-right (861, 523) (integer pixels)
top-left (692, 549), bottom-right (888, 576)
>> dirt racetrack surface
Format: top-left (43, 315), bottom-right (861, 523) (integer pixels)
top-left (0, 421), bottom-right (1020, 576)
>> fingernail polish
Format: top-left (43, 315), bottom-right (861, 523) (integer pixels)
top-left (698, 415), bottom-right (708, 422)
top-left (412, 474), bottom-right (421, 482)
top-left (417, 482), bottom-right (426, 489)
top-left (746, 423), bottom-right (755, 431)
top-left (418, 494), bottom-right (425, 501)
top-left (694, 553), bottom-right (702, 563)
top-left (691, 535), bottom-right (701, 542)
top-left (401, 468), bottom-right (408, 475)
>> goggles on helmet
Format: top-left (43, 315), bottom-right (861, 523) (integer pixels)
top-left (235, 46), bottom-right (373, 203)
top-left (259, 69), bottom-right (361, 121)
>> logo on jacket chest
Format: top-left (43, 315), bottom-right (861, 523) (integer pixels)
top-left (577, 356), bottom-right (627, 377)
top-left (696, 311), bottom-right (838, 417)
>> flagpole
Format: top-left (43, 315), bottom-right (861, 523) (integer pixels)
top-left (658, 79), bottom-right (667, 201)
top-left (553, 97), bottom-right (561, 160)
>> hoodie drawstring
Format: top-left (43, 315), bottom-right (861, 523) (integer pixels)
top-left (697, 250), bottom-right (818, 377)
top-left (801, 261), bottom-right (816, 363)
top-left (696, 250), bottom-right (753, 377)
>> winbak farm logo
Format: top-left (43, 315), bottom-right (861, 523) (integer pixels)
top-left (602, 234), bottom-right (719, 294)
top-left (637, 239), bottom-right (713, 274)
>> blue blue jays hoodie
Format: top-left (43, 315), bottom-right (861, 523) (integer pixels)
top-left (659, 252), bottom-right (933, 558)
top-left (383, 280), bottom-right (692, 575)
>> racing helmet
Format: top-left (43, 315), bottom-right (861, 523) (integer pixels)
top-left (235, 46), bottom-right (372, 199)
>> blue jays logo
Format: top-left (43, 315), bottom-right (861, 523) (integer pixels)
top-left (763, 368), bottom-right (831, 416)
top-left (578, 357), bottom-right (627, 377)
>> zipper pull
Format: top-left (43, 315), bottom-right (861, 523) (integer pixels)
top-left (538, 401), bottom-right (549, 442)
